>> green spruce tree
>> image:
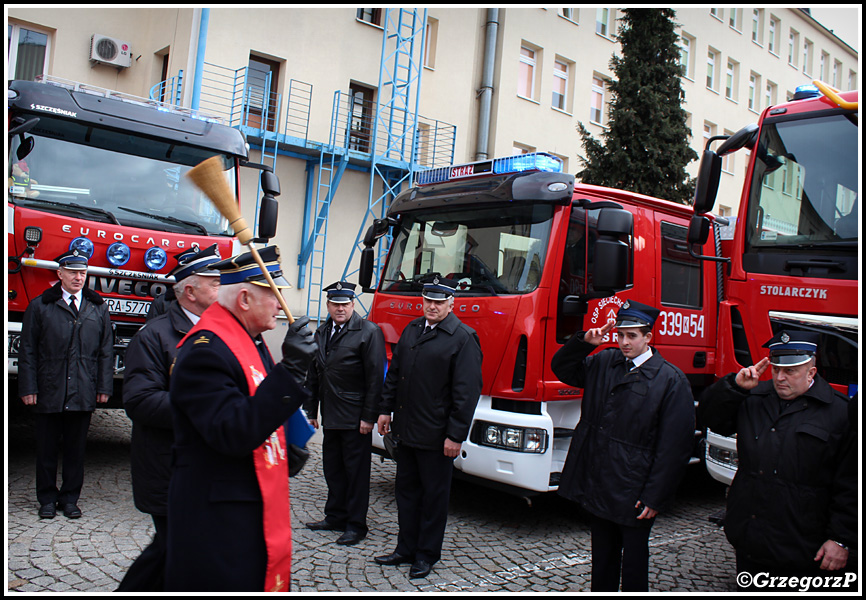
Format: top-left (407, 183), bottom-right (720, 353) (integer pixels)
top-left (577, 9), bottom-right (697, 204)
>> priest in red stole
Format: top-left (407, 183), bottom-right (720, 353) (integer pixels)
top-left (165, 246), bottom-right (315, 592)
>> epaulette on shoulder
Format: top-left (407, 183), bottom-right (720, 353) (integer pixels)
top-left (192, 332), bottom-right (213, 345)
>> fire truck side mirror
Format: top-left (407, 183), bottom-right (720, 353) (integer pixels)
top-left (688, 215), bottom-right (711, 246)
top-left (257, 195), bottom-right (278, 240)
top-left (359, 246), bottom-right (375, 292)
top-left (589, 208), bottom-right (633, 296)
top-left (692, 150), bottom-right (722, 215)
top-left (256, 170), bottom-right (281, 240)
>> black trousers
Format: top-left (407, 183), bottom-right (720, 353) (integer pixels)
top-left (35, 411), bottom-right (92, 507)
top-left (322, 428), bottom-right (371, 534)
top-left (590, 514), bottom-right (653, 592)
top-left (394, 444), bottom-right (454, 564)
top-left (116, 514), bottom-right (167, 591)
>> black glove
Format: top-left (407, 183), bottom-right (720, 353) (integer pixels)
top-left (281, 316), bottom-right (317, 380)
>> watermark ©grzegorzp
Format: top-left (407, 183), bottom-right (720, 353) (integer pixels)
top-left (737, 571), bottom-right (858, 591)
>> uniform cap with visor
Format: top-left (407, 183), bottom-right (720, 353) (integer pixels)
top-left (55, 249), bottom-right (88, 271)
top-left (169, 244), bottom-right (222, 282)
top-left (324, 281), bottom-right (356, 304)
top-left (763, 330), bottom-right (819, 367)
top-left (614, 299), bottom-right (659, 329)
top-left (210, 245), bottom-right (291, 288)
top-left (421, 275), bottom-right (457, 301)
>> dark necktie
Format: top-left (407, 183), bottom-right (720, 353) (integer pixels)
top-left (69, 296), bottom-right (79, 316)
top-left (424, 325), bottom-right (432, 335)
top-left (625, 359), bottom-right (634, 374)
top-left (327, 324), bottom-right (341, 352)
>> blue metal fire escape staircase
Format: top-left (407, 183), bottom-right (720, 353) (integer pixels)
top-left (150, 7), bottom-right (455, 323)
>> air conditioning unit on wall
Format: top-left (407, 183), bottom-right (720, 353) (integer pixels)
top-left (90, 34), bottom-right (132, 69)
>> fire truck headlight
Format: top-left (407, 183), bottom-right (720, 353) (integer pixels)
top-left (106, 242), bottom-right (131, 267)
top-left (69, 237), bottom-right (94, 258)
top-left (144, 246), bottom-right (168, 271)
top-left (472, 421), bottom-right (548, 454)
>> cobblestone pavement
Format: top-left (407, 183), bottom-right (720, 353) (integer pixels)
top-left (7, 405), bottom-right (740, 593)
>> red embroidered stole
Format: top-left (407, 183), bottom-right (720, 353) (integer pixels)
top-left (182, 303), bottom-right (291, 592)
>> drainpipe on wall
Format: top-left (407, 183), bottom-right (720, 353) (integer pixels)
top-left (474, 7), bottom-right (499, 161)
top-left (190, 8), bottom-right (209, 111)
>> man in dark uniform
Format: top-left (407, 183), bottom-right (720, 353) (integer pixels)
top-left (164, 246), bottom-right (316, 592)
top-left (551, 300), bottom-right (694, 592)
top-left (375, 276), bottom-right (483, 579)
top-left (699, 331), bottom-right (856, 589)
top-left (116, 244), bottom-right (221, 591)
top-left (19, 250), bottom-right (113, 519)
top-left (304, 281), bottom-right (385, 546)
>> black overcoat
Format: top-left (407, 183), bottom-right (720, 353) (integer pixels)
top-left (699, 373), bottom-right (856, 568)
top-left (381, 312), bottom-right (483, 450)
top-left (122, 300), bottom-right (192, 516)
top-left (551, 334), bottom-right (694, 527)
top-left (304, 311), bottom-right (385, 428)
top-left (18, 283), bottom-right (113, 412)
top-left (164, 326), bottom-right (307, 592)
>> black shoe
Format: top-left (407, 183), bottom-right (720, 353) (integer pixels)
top-left (335, 530), bottom-right (366, 546)
top-left (374, 551), bottom-right (413, 566)
top-left (409, 560), bottom-right (433, 579)
top-left (60, 503), bottom-right (82, 519)
top-left (38, 503), bottom-right (57, 519)
top-left (305, 519), bottom-right (345, 531)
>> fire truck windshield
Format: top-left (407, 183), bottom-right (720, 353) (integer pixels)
top-left (746, 113), bottom-right (858, 249)
top-left (381, 203), bottom-right (555, 295)
top-left (8, 116), bottom-right (235, 236)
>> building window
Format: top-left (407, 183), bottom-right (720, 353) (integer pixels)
top-left (559, 8), bottom-right (578, 23)
top-left (728, 8), bottom-right (741, 32)
top-left (710, 8), bottom-right (722, 21)
top-left (357, 8), bottom-right (383, 27)
top-left (596, 8), bottom-right (613, 37)
top-left (513, 143), bottom-right (535, 155)
top-left (833, 60), bottom-right (842, 88)
top-left (768, 17), bottom-right (778, 54)
top-left (751, 9), bottom-right (762, 44)
top-left (725, 60), bottom-right (738, 101)
top-left (819, 52), bottom-right (828, 81)
top-left (246, 55), bottom-right (281, 132)
top-left (552, 59), bottom-right (569, 111)
top-left (788, 30), bottom-right (798, 67)
top-left (679, 33), bottom-right (694, 80)
top-left (748, 73), bottom-right (760, 112)
top-left (706, 49), bottom-right (719, 91)
top-left (590, 76), bottom-right (606, 124)
top-left (349, 82), bottom-right (375, 153)
top-left (518, 45), bottom-right (537, 100)
top-left (765, 81), bottom-right (777, 107)
top-left (8, 23), bottom-right (50, 81)
top-left (721, 129), bottom-right (735, 173)
top-left (802, 39), bottom-right (813, 75)
top-left (849, 70), bottom-right (858, 91)
top-left (424, 17), bottom-right (438, 69)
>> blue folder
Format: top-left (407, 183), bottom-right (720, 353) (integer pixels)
top-left (286, 408), bottom-right (315, 448)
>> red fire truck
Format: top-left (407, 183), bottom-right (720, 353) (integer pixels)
top-left (689, 82), bottom-right (859, 485)
top-left (8, 76), bottom-right (279, 405)
top-left (359, 79), bottom-right (858, 495)
top-left (359, 152), bottom-right (715, 494)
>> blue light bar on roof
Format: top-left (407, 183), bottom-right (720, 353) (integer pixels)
top-left (493, 153), bottom-right (563, 174)
top-left (415, 152), bottom-right (563, 186)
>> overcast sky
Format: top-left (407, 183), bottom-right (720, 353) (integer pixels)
top-left (807, 6), bottom-right (861, 51)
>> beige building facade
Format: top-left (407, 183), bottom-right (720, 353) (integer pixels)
top-left (7, 6), bottom-right (859, 319)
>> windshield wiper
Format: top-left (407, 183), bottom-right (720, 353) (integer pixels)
top-left (117, 206), bottom-right (208, 236)
top-left (17, 197), bottom-right (120, 225)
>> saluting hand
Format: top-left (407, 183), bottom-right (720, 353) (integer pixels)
top-left (734, 357), bottom-right (770, 390)
top-left (584, 320), bottom-right (615, 346)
